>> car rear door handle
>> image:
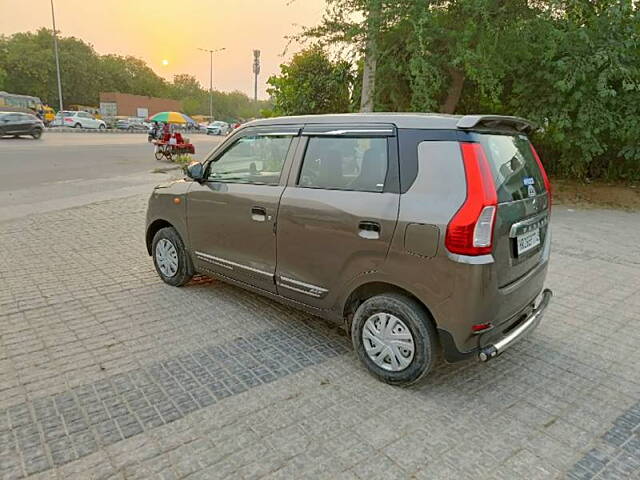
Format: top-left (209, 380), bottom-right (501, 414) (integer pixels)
top-left (358, 221), bottom-right (380, 239)
top-left (251, 206), bottom-right (267, 222)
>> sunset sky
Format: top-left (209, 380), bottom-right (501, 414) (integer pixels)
top-left (0, 0), bottom-right (326, 99)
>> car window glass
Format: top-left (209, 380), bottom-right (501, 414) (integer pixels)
top-left (298, 137), bottom-right (388, 192)
top-left (207, 135), bottom-right (293, 185)
top-left (475, 133), bottom-right (545, 203)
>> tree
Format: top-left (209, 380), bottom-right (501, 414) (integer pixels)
top-left (300, 0), bottom-right (405, 113)
top-left (0, 29), bottom-right (101, 105)
top-left (99, 54), bottom-right (168, 98)
top-left (0, 66), bottom-right (6, 91)
top-left (267, 46), bottom-right (354, 115)
top-left (299, 0), bottom-right (640, 180)
top-left (360, 0), bottom-right (382, 111)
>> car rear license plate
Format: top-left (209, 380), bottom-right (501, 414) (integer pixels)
top-left (517, 229), bottom-right (541, 255)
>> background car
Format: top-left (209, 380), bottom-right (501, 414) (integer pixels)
top-left (52, 110), bottom-right (106, 129)
top-left (115, 117), bottom-right (150, 131)
top-left (206, 121), bottom-right (230, 135)
top-left (0, 112), bottom-right (44, 138)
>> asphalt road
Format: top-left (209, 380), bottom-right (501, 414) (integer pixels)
top-left (0, 132), bottom-right (223, 221)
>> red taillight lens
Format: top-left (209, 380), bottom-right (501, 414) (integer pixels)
top-left (530, 143), bottom-right (552, 210)
top-left (445, 143), bottom-right (498, 256)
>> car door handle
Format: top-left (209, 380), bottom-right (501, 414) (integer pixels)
top-left (251, 206), bottom-right (267, 222)
top-left (358, 221), bottom-right (381, 239)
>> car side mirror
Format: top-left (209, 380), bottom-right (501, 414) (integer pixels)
top-left (185, 161), bottom-right (204, 181)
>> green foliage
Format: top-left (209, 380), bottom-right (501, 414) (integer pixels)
top-left (173, 154), bottom-right (193, 167)
top-left (267, 46), bottom-right (354, 115)
top-left (0, 65), bottom-right (6, 90)
top-left (99, 54), bottom-right (168, 99)
top-left (0, 28), bottom-right (270, 120)
top-left (294, 0), bottom-right (640, 181)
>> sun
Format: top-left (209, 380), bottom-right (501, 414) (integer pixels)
top-left (162, 59), bottom-right (169, 66)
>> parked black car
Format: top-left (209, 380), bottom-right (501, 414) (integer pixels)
top-left (0, 112), bottom-right (44, 139)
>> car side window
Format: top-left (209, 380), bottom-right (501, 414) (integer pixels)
top-left (207, 135), bottom-right (293, 185)
top-left (298, 137), bottom-right (388, 192)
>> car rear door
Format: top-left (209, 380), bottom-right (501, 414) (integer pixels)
top-left (83, 113), bottom-right (97, 128)
top-left (275, 124), bottom-right (400, 310)
top-left (472, 132), bottom-right (551, 288)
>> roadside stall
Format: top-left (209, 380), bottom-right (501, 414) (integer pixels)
top-left (148, 111), bottom-right (195, 161)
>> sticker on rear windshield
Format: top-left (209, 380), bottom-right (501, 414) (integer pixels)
top-left (527, 185), bottom-right (537, 197)
top-left (523, 177), bottom-right (535, 186)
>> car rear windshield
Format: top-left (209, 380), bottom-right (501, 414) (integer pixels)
top-left (473, 133), bottom-right (545, 203)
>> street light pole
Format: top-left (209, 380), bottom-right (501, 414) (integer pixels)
top-left (50, 0), bottom-right (64, 112)
top-left (198, 47), bottom-right (225, 120)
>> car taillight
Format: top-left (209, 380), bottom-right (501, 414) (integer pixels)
top-left (530, 143), bottom-right (552, 211)
top-left (445, 142), bottom-right (498, 256)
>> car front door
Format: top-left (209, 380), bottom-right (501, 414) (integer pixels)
top-left (275, 125), bottom-right (400, 310)
top-left (16, 114), bottom-right (33, 134)
top-left (187, 126), bottom-right (300, 293)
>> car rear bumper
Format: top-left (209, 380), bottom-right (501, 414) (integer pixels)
top-left (437, 286), bottom-right (552, 363)
top-left (478, 288), bottom-right (552, 361)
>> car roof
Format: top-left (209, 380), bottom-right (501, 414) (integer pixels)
top-left (244, 112), bottom-right (535, 132)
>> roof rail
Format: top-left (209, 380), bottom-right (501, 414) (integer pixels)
top-left (456, 115), bottom-right (536, 133)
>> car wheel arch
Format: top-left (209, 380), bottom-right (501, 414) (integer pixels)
top-left (341, 281), bottom-right (438, 334)
top-left (146, 219), bottom-right (174, 255)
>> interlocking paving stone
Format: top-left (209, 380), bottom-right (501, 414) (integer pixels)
top-left (2, 195), bottom-right (640, 479)
top-left (0, 325), bottom-right (348, 477)
top-left (567, 400), bottom-right (640, 479)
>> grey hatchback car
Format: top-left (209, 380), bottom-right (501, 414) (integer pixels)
top-left (146, 113), bottom-right (552, 385)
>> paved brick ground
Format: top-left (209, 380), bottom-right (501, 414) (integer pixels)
top-left (0, 196), bottom-right (639, 479)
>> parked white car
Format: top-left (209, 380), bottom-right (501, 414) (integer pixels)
top-left (52, 111), bottom-right (107, 129)
top-left (206, 121), bottom-right (230, 135)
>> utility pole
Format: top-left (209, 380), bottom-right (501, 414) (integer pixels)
top-left (252, 50), bottom-right (261, 104)
top-left (198, 47), bottom-right (225, 120)
top-left (50, 0), bottom-right (64, 112)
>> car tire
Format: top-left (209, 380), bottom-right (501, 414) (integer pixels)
top-left (151, 227), bottom-right (193, 287)
top-left (31, 129), bottom-right (42, 139)
top-left (73, 123), bottom-right (81, 129)
top-left (351, 293), bottom-right (438, 386)
top-left (99, 124), bottom-right (106, 130)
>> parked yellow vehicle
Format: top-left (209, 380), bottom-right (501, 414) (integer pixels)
top-left (0, 91), bottom-right (56, 124)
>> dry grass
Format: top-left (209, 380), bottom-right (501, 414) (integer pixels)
top-left (552, 177), bottom-right (640, 211)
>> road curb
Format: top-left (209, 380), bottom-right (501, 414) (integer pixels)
top-left (45, 128), bottom-right (208, 135)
